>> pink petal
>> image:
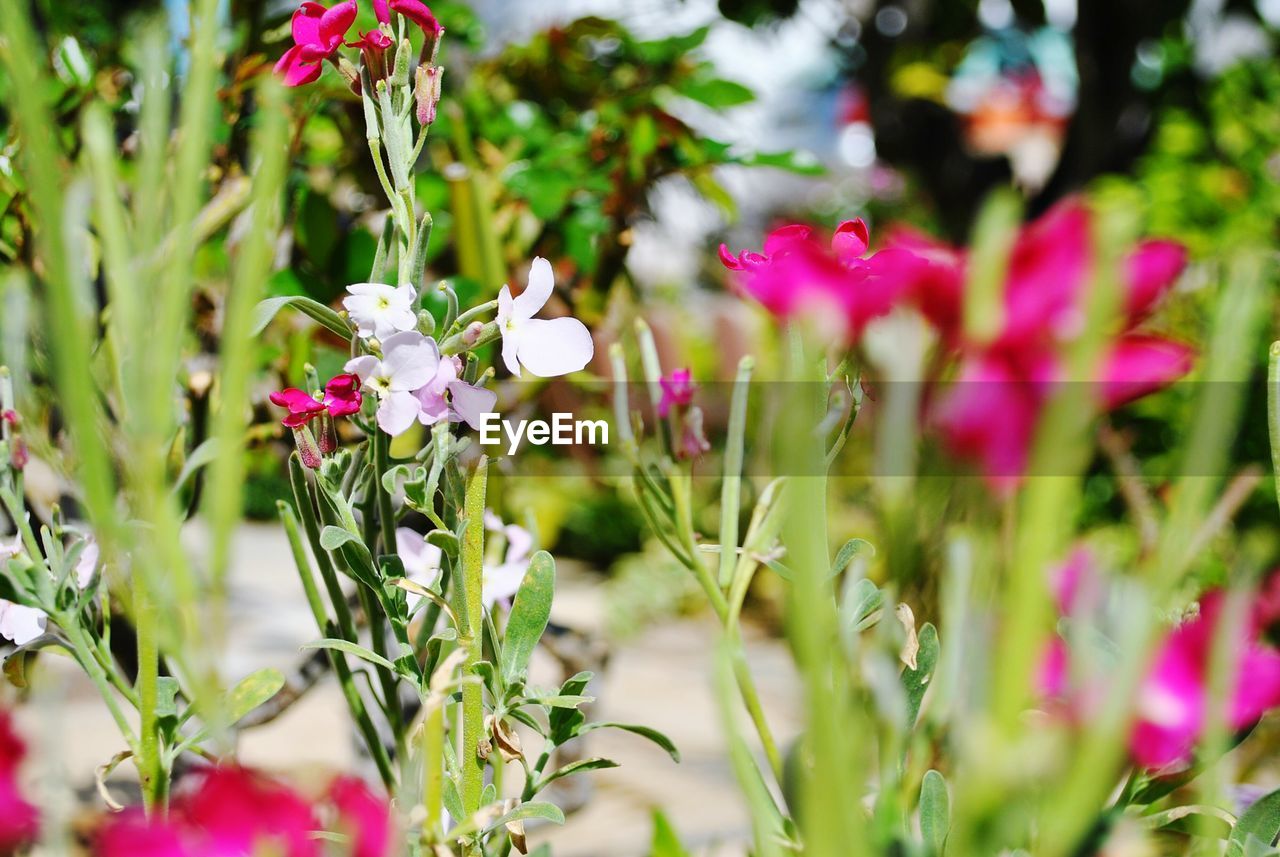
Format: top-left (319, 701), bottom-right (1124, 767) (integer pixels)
top-left (1100, 335), bottom-right (1194, 409)
top-left (291, 2), bottom-right (326, 46)
top-left (323, 373), bottom-right (364, 416)
top-left (514, 317), bottom-right (594, 377)
top-left (274, 45), bottom-right (323, 87)
top-left (372, 0), bottom-right (389, 22)
top-left (513, 257), bottom-right (555, 320)
top-left (447, 381), bottom-right (497, 430)
top-left (762, 223), bottom-right (813, 256)
top-left (1124, 239), bottom-right (1187, 323)
top-left (831, 218), bottom-right (870, 262)
top-left (318, 0), bottom-right (358, 49)
top-left (95, 809), bottom-right (186, 857)
top-left (717, 244), bottom-right (745, 271)
top-left (329, 777), bottom-right (393, 857)
top-left (388, 0), bottom-right (441, 33)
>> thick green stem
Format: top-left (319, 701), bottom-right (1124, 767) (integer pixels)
top-left (456, 458), bottom-right (488, 851)
top-left (133, 572), bottom-right (165, 809)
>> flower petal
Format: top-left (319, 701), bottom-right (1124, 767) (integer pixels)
top-left (344, 355), bottom-right (381, 383)
top-left (381, 331), bottom-right (438, 390)
top-left (318, 0), bottom-right (358, 49)
top-left (0, 602), bottom-right (46, 646)
top-left (291, 2), bottom-right (326, 46)
top-left (514, 317), bottom-right (594, 377)
top-left (274, 45), bottom-right (323, 87)
top-left (831, 218), bottom-right (870, 262)
top-left (447, 381), bottom-right (497, 430)
top-left (376, 391), bottom-right (421, 436)
top-left (1100, 335), bottom-right (1194, 409)
top-left (1124, 239), bottom-right (1186, 323)
top-left (513, 257), bottom-right (554, 320)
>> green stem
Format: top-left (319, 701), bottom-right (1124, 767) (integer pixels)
top-left (456, 458), bottom-right (488, 853)
top-left (717, 356), bottom-right (753, 588)
top-left (1267, 341), bottom-right (1280, 519)
top-left (133, 570), bottom-right (165, 810)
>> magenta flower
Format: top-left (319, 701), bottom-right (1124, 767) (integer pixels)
top-left (372, 0), bottom-right (442, 35)
top-left (269, 387), bottom-right (326, 428)
top-left (274, 0), bottom-right (358, 87)
top-left (657, 369), bottom-right (696, 418)
top-left (718, 218), bottom-right (940, 343)
top-left (925, 200), bottom-right (1192, 491)
top-left (1131, 587), bottom-right (1280, 771)
top-left (328, 776), bottom-right (393, 857)
top-left (323, 373), bottom-right (364, 417)
top-left (0, 711), bottom-right (38, 853)
top-left (96, 767), bottom-right (321, 857)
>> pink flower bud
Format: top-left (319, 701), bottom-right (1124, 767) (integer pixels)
top-left (415, 64), bottom-right (443, 126)
top-left (292, 425), bottom-right (323, 470)
top-left (462, 320), bottom-right (485, 346)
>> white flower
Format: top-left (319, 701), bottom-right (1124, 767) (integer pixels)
top-left (74, 538), bottom-right (99, 589)
top-left (396, 527), bottom-right (443, 610)
top-left (345, 331), bottom-right (439, 436)
top-left (481, 512), bottom-right (533, 607)
top-left (0, 601), bottom-right (45, 646)
top-left (496, 258), bottom-right (594, 378)
top-left (343, 282), bottom-right (419, 340)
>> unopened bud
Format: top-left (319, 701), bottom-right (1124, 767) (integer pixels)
top-left (677, 406), bottom-right (711, 460)
top-left (317, 413), bottom-right (337, 454)
top-left (292, 425), bottom-right (323, 470)
top-left (391, 37), bottom-right (412, 87)
top-left (415, 64), bottom-right (443, 126)
top-left (336, 55), bottom-right (361, 95)
top-left (462, 320), bottom-right (484, 346)
top-left (9, 436), bottom-right (27, 471)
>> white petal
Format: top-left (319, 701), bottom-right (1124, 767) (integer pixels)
top-left (75, 539), bottom-right (99, 589)
top-left (513, 257), bottom-right (554, 320)
top-left (0, 601), bottom-right (47, 646)
top-left (382, 332), bottom-right (438, 391)
top-left (484, 511), bottom-right (505, 532)
top-left (346, 282), bottom-right (395, 298)
top-left (515, 317), bottom-right (594, 377)
top-left (497, 285), bottom-right (514, 325)
top-left (394, 282), bottom-right (418, 305)
top-left (386, 306), bottom-right (419, 335)
top-left (377, 391), bottom-right (422, 436)
top-left (501, 324), bottom-right (522, 378)
top-left (448, 381), bottom-right (497, 430)
top-left (503, 524), bottom-right (533, 564)
top-left (482, 562), bottom-right (527, 607)
top-left (344, 355), bottom-right (380, 382)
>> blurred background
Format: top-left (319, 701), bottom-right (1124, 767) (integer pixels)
top-left (3, 0), bottom-right (1280, 852)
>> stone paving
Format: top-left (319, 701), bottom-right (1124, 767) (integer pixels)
top-left (12, 523), bottom-right (801, 856)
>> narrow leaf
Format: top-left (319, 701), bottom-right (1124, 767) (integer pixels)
top-left (501, 551), bottom-right (555, 686)
top-left (920, 769), bottom-right (950, 856)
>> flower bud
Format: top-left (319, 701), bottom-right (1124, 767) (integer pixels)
top-left (8, 436), bottom-right (27, 471)
top-left (391, 37), bottom-right (412, 88)
top-left (677, 406), bottom-right (711, 460)
top-left (317, 413), bottom-right (337, 454)
top-left (292, 425), bottom-right (323, 470)
top-left (462, 320), bottom-right (484, 346)
top-left (414, 64), bottom-right (443, 126)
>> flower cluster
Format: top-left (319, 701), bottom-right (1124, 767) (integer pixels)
top-left (269, 374), bottom-right (363, 468)
top-left (275, 0), bottom-right (441, 89)
top-left (1042, 551), bottom-right (1280, 771)
top-left (0, 710), bottom-right (37, 854)
top-left (722, 202), bottom-right (1192, 489)
top-left (397, 510), bottom-right (533, 608)
top-left (95, 767), bottom-right (391, 857)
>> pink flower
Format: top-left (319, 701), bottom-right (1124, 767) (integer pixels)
top-left (96, 767), bottom-right (321, 857)
top-left (373, 0), bottom-right (442, 35)
top-left (323, 373), bottom-right (364, 417)
top-left (0, 710), bottom-right (38, 853)
top-left (718, 218), bottom-right (941, 343)
top-left (410, 353), bottom-right (497, 431)
top-left (274, 0), bottom-right (358, 87)
top-left (1131, 588), bottom-right (1280, 771)
top-left (657, 369), bottom-right (696, 418)
top-left (926, 201), bottom-right (1192, 491)
top-left (270, 387), bottom-right (326, 428)
top-left (328, 777), bottom-right (393, 857)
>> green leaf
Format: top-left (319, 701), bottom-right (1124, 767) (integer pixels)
top-left (483, 801), bottom-right (565, 834)
top-left (548, 671), bottom-right (592, 745)
top-left (650, 809), bottom-right (693, 857)
top-left (902, 623), bottom-right (940, 729)
top-left (832, 538), bottom-right (875, 578)
top-left (426, 529), bottom-right (460, 559)
top-left (301, 639), bottom-right (396, 672)
top-left (676, 76), bottom-right (754, 108)
top-left (225, 668), bottom-right (286, 724)
top-left (740, 149), bottom-right (825, 176)
top-left (525, 694), bottom-right (593, 709)
top-left (1231, 787), bottom-right (1280, 855)
top-left (500, 550), bottom-right (555, 686)
top-left (320, 526), bottom-right (361, 551)
top-left (250, 295), bottom-right (350, 338)
top-left (842, 577), bottom-right (884, 633)
top-left (171, 438), bottom-right (220, 496)
top-left (535, 757), bottom-right (619, 791)
top-left (579, 721), bottom-right (680, 762)
top-left (154, 676), bottom-right (181, 720)
top-left (920, 769), bottom-right (950, 856)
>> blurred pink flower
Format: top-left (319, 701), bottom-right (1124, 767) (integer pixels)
top-left (274, 0), bottom-right (358, 87)
top-left (97, 767), bottom-right (323, 857)
top-left (0, 710), bottom-right (38, 854)
top-left (719, 218), bottom-right (947, 343)
top-left (924, 200), bottom-right (1192, 492)
top-left (657, 369), bottom-right (696, 418)
top-left (328, 776), bottom-right (393, 857)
